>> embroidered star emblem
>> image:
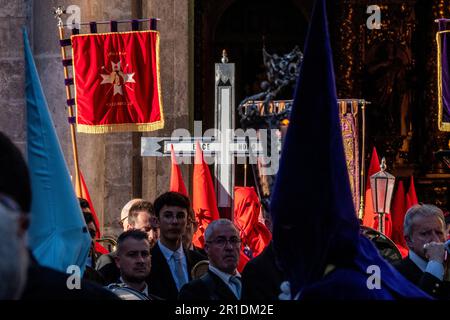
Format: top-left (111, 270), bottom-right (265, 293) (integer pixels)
top-left (100, 61), bottom-right (135, 96)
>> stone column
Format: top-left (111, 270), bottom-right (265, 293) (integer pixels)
top-left (4, 0), bottom-right (193, 238)
top-left (142, 0), bottom-right (193, 202)
top-left (0, 1), bottom-right (27, 153)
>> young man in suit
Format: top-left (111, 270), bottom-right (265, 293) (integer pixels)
top-left (178, 219), bottom-right (242, 300)
top-left (393, 204), bottom-right (450, 299)
top-left (147, 192), bottom-right (204, 300)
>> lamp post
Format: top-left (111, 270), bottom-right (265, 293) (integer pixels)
top-left (370, 157), bottom-right (395, 234)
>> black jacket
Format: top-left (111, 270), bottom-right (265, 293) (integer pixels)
top-left (21, 253), bottom-right (119, 300)
top-left (95, 252), bottom-right (120, 285)
top-left (146, 243), bottom-right (205, 300)
top-left (178, 270), bottom-right (238, 300)
top-left (241, 241), bottom-right (285, 300)
top-left (393, 256), bottom-right (450, 299)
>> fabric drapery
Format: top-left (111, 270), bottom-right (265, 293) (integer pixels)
top-left (339, 100), bottom-right (360, 212)
top-left (72, 30), bottom-right (164, 133)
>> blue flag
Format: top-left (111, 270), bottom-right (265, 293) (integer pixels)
top-left (24, 29), bottom-right (91, 274)
top-left (270, 0), bottom-right (430, 299)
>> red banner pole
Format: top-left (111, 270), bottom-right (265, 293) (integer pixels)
top-left (57, 23), bottom-right (82, 197)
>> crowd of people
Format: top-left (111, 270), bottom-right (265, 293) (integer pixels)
top-left (0, 131), bottom-right (449, 300)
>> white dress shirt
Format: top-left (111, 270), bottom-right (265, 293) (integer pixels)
top-left (209, 265), bottom-right (241, 299)
top-left (157, 240), bottom-right (189, 290)
top-left (409, 250), bottom-right (445, 281)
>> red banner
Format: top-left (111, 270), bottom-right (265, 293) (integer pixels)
top-left (71, 31), bottom-right (164, 133)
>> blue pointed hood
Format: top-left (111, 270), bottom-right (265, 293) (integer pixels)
top-left (24, 29), bottom-right (91, 274)
top-left (270, 0), bottom-right (359, 294)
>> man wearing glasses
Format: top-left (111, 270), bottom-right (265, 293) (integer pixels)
top-left (178, 219), bottom-right (242, 300)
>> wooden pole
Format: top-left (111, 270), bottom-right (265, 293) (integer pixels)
top-left (57, 23), bottom-right (82, 197)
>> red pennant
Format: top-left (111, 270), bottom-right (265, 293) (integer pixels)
top-left (406, 176), bottom-right (418, 210)
top-left (373, 213), bottom-right (393, 238)
top-left (78, 170), bottom-right (101, 238)
top-left (79, 171), bottom-right (109, 254)
top-left (192, 142), bottom-right (220, 248)
top-left (390, 180), bottom-right (409, 257)
top-left (362, 147), bottom-right (380, 228)
top-left (169, 145), bottom-right (188, 197)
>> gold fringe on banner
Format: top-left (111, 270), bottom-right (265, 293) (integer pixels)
top-left (77, 120), bottom-right (164, 134)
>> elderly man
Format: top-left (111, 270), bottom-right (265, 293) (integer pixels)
top-left (393, 204), bottom-right (450, 299)
top-left (106, 230), bottom-right (159, 300)
top-left (178, 219), bottom-right (242, 300)
top-left (96, 200), bottom-right (158, 284)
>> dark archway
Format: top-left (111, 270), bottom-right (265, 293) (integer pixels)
top-left (194, 0), bottom-right (310, 187)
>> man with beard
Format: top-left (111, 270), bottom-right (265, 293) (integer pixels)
top-left (0, 132), bottom-right (117, 300)
top-left (106, 230), bottom-right (160, 300)
top-left (178, 219), bottom-right (242, 300)
top-left (147, 192), bottom-right (204, 300)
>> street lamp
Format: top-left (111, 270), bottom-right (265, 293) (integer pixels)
top-left (370, 157), bottom-right (395, 234)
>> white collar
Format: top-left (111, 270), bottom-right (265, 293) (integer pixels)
top-left (208, 265), bottom-right (240, 283)
top-left (409, 250), bottom-right (427, 272)
top-left (158, 239), bottom-right (184, 260)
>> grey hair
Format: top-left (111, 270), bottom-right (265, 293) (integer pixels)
top-left (403, 204), bottom-right (445, 238)
top-left (204, 219), bottom-right (238, 242)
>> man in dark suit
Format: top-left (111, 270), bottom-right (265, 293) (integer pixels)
top-left (106, 229), bottom-right (162, 300)
top-left (0, 132), bottom-right (117, 300)
top-left (178, 219), bottom-right (242, 300)
top-left (393, 204), bottom-right (450, 299)
top-left (147, 192), bottom-right (205, 300)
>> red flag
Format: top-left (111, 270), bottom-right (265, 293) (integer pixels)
top-left (406, 176), bottom-right (418, 210)
top-left (405, 193), bottom-right (413, 213)
top-left (78, 171), bottom-right (109, 255)
top-left (78, 170), bottom-right (101, 238)
top-left (192, 142), bottom-right (220, 248)
top-left (390, 180), bottom-right (409, 258)
top-left (362, 147), bottom-right (380, 228)
top-left (169, 145), bottom-right (188, 197)
top-left (234, 187), bottom-right (271, 264)
top-left (72, 31), bottom-right (164, 133)
top-left (373, 213), bottom-right (393, 238)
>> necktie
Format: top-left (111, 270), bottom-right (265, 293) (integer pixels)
top-left (173, 251), bottom-right (187, 290)
top-left (229, 276), bottom-right (242, 299)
